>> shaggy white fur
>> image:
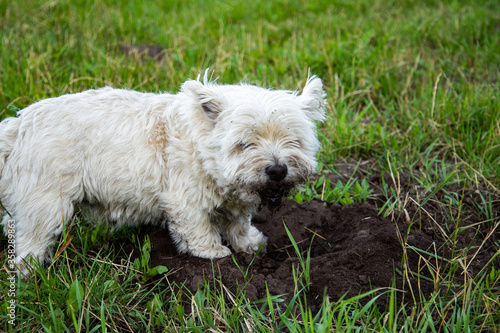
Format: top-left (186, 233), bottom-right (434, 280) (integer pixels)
top-left (0, 74), bottom-right (326, 274)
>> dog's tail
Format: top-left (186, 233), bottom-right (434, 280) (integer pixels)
top-left (0, 117), bottom-right (20, 177)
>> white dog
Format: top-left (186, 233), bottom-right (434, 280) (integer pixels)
top-left (0, 73), bottom-right (326, 274)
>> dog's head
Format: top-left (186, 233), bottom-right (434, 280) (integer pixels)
top-left (182, 74), bottom-right (326, 209)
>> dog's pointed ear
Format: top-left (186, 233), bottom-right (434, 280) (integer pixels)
top-left (181, 80), bottom-right (224, 121)
top-left (298, 75), bottom-right (326, 122)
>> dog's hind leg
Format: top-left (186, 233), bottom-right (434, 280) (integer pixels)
top-left (6, 194), bottom-right (75, 276)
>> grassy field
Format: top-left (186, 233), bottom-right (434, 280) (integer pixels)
top-left (1, 0), bottom-right (499, 331)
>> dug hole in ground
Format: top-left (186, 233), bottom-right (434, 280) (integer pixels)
top-left (135, 170), bottom-right (499, 313)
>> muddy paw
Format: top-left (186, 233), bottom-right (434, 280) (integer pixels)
top-left (235, 227), bottom-right (267, 254)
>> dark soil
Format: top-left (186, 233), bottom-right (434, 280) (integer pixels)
top-left (140, 184), bottom-right (499, 311)
top-left (146, 201), bottom-right (413, 310)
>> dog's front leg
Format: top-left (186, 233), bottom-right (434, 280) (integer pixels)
top-left (220, 212), bottom-right (267, 255)
top-left (167, 208), bottom-right (232, 259)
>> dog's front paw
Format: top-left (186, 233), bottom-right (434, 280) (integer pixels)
top-left (233, 226), bottom-right (267, 254)
top-left (191, 245), bottom-right (232, 259)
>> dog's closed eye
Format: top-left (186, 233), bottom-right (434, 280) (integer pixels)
top-left (239, 141), bottom-right (256, 150)
top-left (287, 140), bottom-right (301, 148)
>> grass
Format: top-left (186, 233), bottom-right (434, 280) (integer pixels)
top-left (1, 0), bottom-right (499, 331)
top-left (290, 173), bottom-right (374, 205)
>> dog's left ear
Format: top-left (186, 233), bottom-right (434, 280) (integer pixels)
top-left (298, 76), bottom-right (326, 122)
top-left (181, 80), bottom-right (224, 121)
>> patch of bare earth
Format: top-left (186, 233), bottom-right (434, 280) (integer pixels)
top-left (140, 172), bottom-right (499, 311)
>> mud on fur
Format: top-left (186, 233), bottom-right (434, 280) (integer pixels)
top-left (0, 72), bottom-right (326, 275)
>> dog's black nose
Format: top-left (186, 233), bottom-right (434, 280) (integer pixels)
top-left (265, 164), bottom-right (288, 182)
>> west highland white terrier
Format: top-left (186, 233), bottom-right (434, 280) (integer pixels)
top-left (0, 73), bottom-right (326, 274)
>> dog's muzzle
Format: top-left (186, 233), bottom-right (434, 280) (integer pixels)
top-left (265, 163), bottom-right (288, 182)
top-left (259, 163), bottom-right (291, 210)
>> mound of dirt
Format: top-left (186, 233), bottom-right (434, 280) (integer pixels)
top-left (143, 199), bottom-right (461, 310)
